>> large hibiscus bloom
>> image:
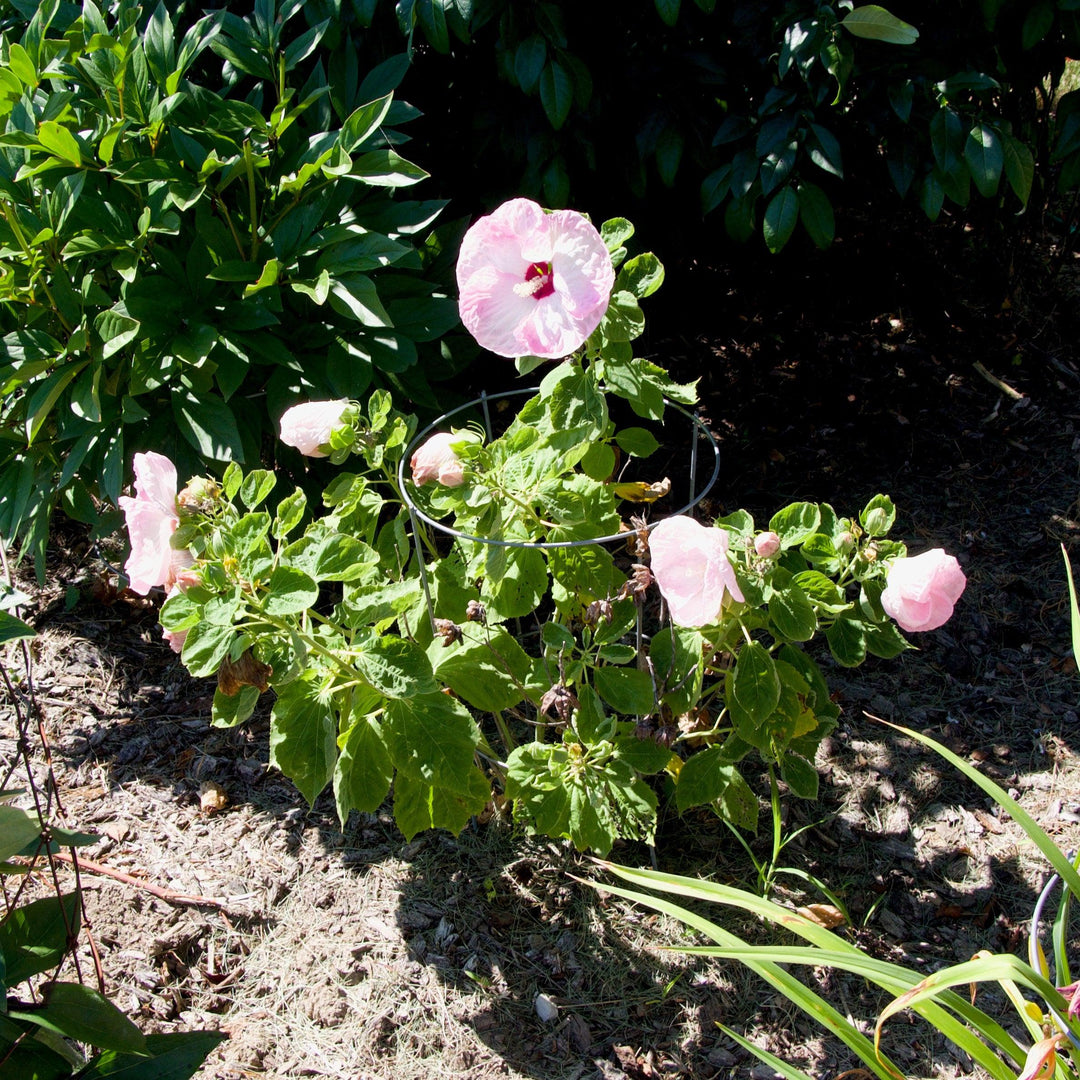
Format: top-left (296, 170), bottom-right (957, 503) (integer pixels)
top-left (118, 452), bottom-right (191, 594)
top-left (456, 198), bottom-right (615, 359)
top-left (650, 516), bottom-right (744, 628)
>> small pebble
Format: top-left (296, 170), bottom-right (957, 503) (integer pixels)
top-left (534, 993), bottom-right (558, 1022)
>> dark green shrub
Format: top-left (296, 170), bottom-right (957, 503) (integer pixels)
top-left (0, 0), bottom-right (459, 576)
top-left (373, 0), bottom-right (1080, 247)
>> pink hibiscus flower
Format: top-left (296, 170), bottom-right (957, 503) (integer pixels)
top-left (650, 516), bottom-right (744, 628)
top-left (456, 198), bottom-right (615, 359)
top-left (119, 452), bottom-right (189, 595)
top-left (880, 548), bottom-right (966, 633)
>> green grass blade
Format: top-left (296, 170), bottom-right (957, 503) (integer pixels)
top-left (717, 1024), bottom-right (817, 1080)
top-left (874, 720), bottom-right (1080, 899)
top-left (594, 861), bottom-right (1024, 1074)
top-left (680, 945), bottom-right (1019, 1079)
top-left (587, 875), bottom-right (903, 1080)
top-left (1063, 543), bottom-right (1080, 667)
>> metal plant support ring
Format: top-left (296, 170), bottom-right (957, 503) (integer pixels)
top-left (398, 387), bottom-right (721, 551)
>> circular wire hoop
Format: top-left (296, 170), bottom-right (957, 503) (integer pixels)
top-left (397, 387), bottom-right (720, 551)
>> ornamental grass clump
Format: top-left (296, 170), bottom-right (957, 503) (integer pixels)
top-left (120, 198), bottom-right (967, 856)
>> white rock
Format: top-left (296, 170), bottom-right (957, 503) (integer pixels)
top-left (534, 993), bottom-right (558, 1023)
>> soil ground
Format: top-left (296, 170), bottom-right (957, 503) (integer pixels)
top-left (4, 210), bottom-right (1080, 1079)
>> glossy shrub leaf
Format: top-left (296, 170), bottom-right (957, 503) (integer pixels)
top-left (539, 59), bottom-right (573, 130)
top-left (181, 621), bottom-right (234, 678)
top-left (80, 1030), bottom-right (228, 1079)
top-left (433, 629), bottom-right (532, 712)
top-left (9, 982), bottom-right (144, 1052)
top-left (796, 182), bottom-right (834, 249)
top-left (514, 35), bottom-right (546, 93)
top-left (840, 5), bottom-right (918, 44)
top-left (0, 892), bottom-right (80, 984)
top-left (965, 123), bottom-right (1002, 197)
top-left (655, 0), bottom-right (680, 27)
top-left (650, 625), bottom-right (704, 714)
top-left (1003, 134), bottom-right (1034, 206)
top-left (763, 187), bottom-right (798, 254)
top-left (0, 804), bottom-right (43, 861)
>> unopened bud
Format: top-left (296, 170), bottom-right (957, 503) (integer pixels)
top-left (177, 477), bottom-right (220, 512)
top-left (753, 531), bottom-right (781, 559)
top-left (837, 531), bottom-right (856, 553)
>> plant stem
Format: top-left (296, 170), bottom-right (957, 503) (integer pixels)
top-left (766, 763), bottom-right (783, 895)
top-left (244, 140), bottom-right (259, 262)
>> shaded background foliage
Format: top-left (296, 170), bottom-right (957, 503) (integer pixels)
top-left (1, 0), bottom-right (1079, 575)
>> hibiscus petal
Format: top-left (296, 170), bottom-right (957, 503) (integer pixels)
top-left (459, 266), bottom-right (537, 357)
top-left (132, 451), bottom-right (178, 515)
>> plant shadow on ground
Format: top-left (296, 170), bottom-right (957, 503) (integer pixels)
top-left (5, 210), bottom-right (1080, 1077)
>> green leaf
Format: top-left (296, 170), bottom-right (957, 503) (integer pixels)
top-left (80, 1030), bottom-right (228, 1079)
top-left (239, 470), bottom-right (277, 509)
top-left (859, 493), bottom-right (895, 536)
top-left (768, 502), bottom-right (820, 548)
top-left (0, 611), bottom-right (35, 644)
top-left (0, 804), bottom-right (42, 861)
top-left (594, 666), bottom-right (655, 716)
top-left (616, 252), bottom-right (664, 299)
top-left (432, 629), bottom-right (532, 712)
top-left (655, 0), bottom-right (680, 25)
top-left (840, 5), bottom-right (918, 44)
top-left (172, 392), bottom-right (244, 462)
top-left (212, 685), bottom-right (259, 728)
top-left (965, 123), bottom-right (1002, 198)
top-left (780, 754), bottom-right (819, 799)
top-left (9, 983), bottom-right (144, 1052)
top-left (180, 621), bottom-right (234, 678)
top-left (650, 626), bottom-right (704, 714)
top-left (796, 182), bottom-right (834, 249)
top-left (825, 618), bottom-right (866, 667)
top-left (383, 693), bottom-right (481, 793)
top-left (269, 678), bottom-right (337, 806)
top-left (340, 93), bottom-right (393, 152)
top-left (615, 427), bottom-right (660, 458)
top-left (732, 641), bottom-right (780, 722)
top-left (334, 711), bottom-right (393, 822)
top-left (393, 766), bottom-right (490, 839)
top-left (1002, 135), bottom-right (1034, 207)
top-left (768, 576), bottom-right (818, 642)
top-left (351, 149), bottom-right (428, 186)
top-left (1022, 1), bottom-right (1054, 49)
top-left (514, 35), bottom-right (547, 93)
top-left (37, 120), bottom-right (82, 167)
top-left (675, 745), bottom-right (748, 812)
top-left (0, 892), bottom-right (80, 984)
top-left (263, 566), bottom-right (319, 616)
top-left (355, 637), bottom-right (437, 699)
top-left (539, 59), bottom-right (573, 130)
top-left (600, 218), bottom-right (634, 253)
top-left (763, 187), bottom-right (799, 254)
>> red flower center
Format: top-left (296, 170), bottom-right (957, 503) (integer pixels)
top-left (523, 261), bottom-right (555, 299)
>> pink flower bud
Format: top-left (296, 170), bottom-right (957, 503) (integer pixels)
top-left (410, 431), bottom-right (477, 487)
top-left (881, 549), bottom-right (966, 633)
top-left (754, 531), bottom-right (781, 558)
top-left (278, 400), bottom-right (350, 457)
top-left (649, 516), bottom-right (744, 628)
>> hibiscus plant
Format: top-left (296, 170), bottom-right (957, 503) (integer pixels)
top-left (119, 198), bottom-right (967, 855)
